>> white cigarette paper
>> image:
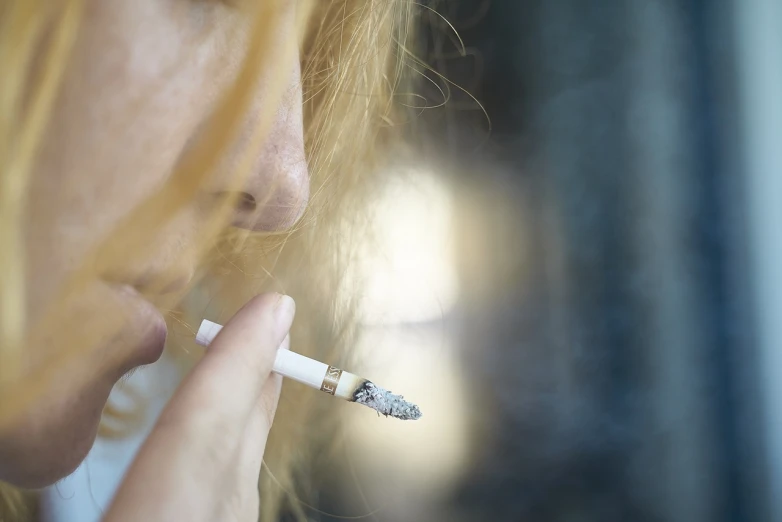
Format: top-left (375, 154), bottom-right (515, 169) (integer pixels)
top-left (195, 319), bottom-right (421, 420)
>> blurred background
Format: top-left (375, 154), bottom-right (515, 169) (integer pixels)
top-left (315, 1), bottom-right (782, 521)
top-left (44, 1), bottom-right (782, 521)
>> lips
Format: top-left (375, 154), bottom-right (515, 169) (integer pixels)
top-left (101, 265), bottom-right (194, 370)
top-left (111, 283), bottom-right (168, 367)
top-left (130, 274), bottom-right (192, 296)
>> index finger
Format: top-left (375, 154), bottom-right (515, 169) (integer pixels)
top-left (164, 293), bottom-right (295, 431)
top-left (103, 294), bottom-right (294, 521)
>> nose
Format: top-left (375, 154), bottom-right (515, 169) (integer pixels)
top-left (223, 59), bottom-right (310, 232)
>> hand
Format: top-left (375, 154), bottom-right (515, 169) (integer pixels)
top-left (103, 293), bottom-right (295, 522)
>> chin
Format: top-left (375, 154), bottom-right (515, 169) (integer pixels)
top-left (0, 373), bottom-right (114, 488)
top-left (0, 281), bottom-right (168, 488)
top-left (3, 428), bottom-right (99, 489)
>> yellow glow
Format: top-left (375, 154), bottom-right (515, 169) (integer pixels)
top-left (346, 326), bottom-right (469, 495)
top-left (339, 168), bottom-right (467, 497)
top-left (356, 171), bottom-right (458, 325)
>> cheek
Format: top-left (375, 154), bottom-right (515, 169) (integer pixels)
top-left (39, 3), bottom-right (229, 202)
top-left (26, 3), bottom-right (243, 318)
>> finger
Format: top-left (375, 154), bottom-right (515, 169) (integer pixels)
top-left (254, 332), bottom-right (288, 429)
top-left (235, 334), bottom-right (288, 479)
top-left (104, 294), bottom-right (294, 522)
top-left (219, 334), bottom-right (289, 522)
top-left (159, 293), bottom-right (294, 437)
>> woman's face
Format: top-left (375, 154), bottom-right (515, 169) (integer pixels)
top-left (0, 0), bottom-right (308, 487)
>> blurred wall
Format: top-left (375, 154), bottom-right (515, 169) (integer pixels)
top-left (406, 1), bottom-right (777, 521)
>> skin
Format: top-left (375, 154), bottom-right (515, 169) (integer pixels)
top-left (0, 0), bottom-right (308, 512)
top-left (106, 293), bottom-right (296, 521)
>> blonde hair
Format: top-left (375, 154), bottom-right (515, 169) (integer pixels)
top-left (0, 0), bottom-right (418, 519)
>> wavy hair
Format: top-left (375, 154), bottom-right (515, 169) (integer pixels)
top-left (0, 0), bottom-right (419, 520)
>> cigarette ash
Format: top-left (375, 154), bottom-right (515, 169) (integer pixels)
top-left (352, 381), bottom-right (422, 420)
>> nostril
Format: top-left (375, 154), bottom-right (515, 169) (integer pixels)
top-left (236, 192), bottom-right (256, 212)
top-left (215, 191), bottom-right (257, 213)
top-left (215, 162), bottom-right (309, 232)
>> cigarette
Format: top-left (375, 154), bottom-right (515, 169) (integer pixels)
top-left (195, 319), bottom-right (422, 420)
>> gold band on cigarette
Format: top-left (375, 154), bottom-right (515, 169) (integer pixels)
top-left (320, 365), bottom-right (343, 395)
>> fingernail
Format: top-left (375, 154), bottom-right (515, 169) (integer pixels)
top-left (273, 294), bottom-right (295, 337)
